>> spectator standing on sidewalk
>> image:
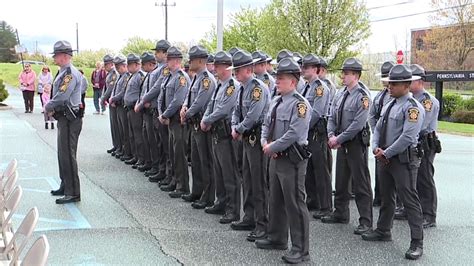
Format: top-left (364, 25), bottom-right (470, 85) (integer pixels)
top-left (91, 61), bottom-right (107, 114)
top-left (37, 65), bottom-right (53, 107)
top-left (18, 63), bottom-right (37, 113)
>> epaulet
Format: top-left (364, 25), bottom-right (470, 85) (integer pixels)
top-left (138, 70), bottom-right (145, 77)
top-left (358, 86), bottom-right (368, 97)
top-left (408, 97), bottom-right (418, 108)
top-left (263, 73), bottom-right (269, 79)
top-left (229, 78), bottom-right (234, 86)
top-left (66, 67), bottom-right (71, 74)
top-left (314, 79), bottom-right (322, 86)
top-left (177, 69), bottom-right (185, 76)
top-left (203, 71), bottom-right (209, 78)
top-left (422, 91), bottom-right (430, 101)
top-left (293, 92), bottom-right (305, 102)
top-left (252, 78), bottom-right (261, 86)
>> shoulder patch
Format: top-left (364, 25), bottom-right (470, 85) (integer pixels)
top-left (361, 96), bottom-right (369, 109)
top-left (60, 74), bottom-right (73, 92)
top-left (252, 86), bottom-right (262, 101)
top-left (408, 108), bottom-right (420, 122)
top-left (179, 76), bottom-right (187, 87)
top-left (202, 78), bottom-right (210, 90)
top-left (297, 102), bottom-right (307, 118)
top-left (226, 85), bottom-right (235, 96)
top-left (163, 67), bottom-right (170, 76)
top-left (315, 85), bottom-right (324, 97)
top-left (422, 99), bottom-right (433, 112)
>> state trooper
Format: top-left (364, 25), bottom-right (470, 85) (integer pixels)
top-left (256, 57), bottom-right (312, 264)
top-left (265, 54), bottom-right (276, 77)
top-left (319, 58), bottom-right (338, 102)
top-left (323, 58), bottom-right (373, 236)
top-left (252, 51), bottom-right (275, 95)
top-left (228, 47), bottom-right (241, 56)
top-left (199, 51), bottom-right (241, 219)
top-left (46, 40), bottom-right (83, 204)
top-left (362, 64), bottom-right (425, 260)
top-left (369, 61), bottom-right (395, 206)
top-left (300, 54), bottom-right (333, 218)
top-left (293, 52), bottom-right (303, 66)
top-left (133, 52), bottom-right (157, 173)
top-left (109, 55), bottom-right (132, 162)
top-left (123, 54), bottom-right (149, 170)
top-left (179, 45), bottom-right (216, 203)
top-left (410, 64), bottom-right (441, 229)
top-left (137, 39), bottom-right (171, 182)
top-left (206, 54), bottom-right (216, 76)
top-left (230, 50), bottom-right (270, 239)
top-left (272, 49), bottom-right (306, 95)
top-left (101, 54), bottom-right (121, 157)
top-left (157, 46), bottom-right (190, 196)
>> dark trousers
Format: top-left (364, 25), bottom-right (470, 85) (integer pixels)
top-left (93, 89), bottom-right (106, 112)
top-left (38, 92), bottom-right (44, 106)
top-left (109, 106), bottom-right (122, 152)
top-left (22, 90), bottom-right (34, 112)
top-left (334, 139), bottom-right (373, 226)
top-left (377, 156), bottom-right (424, 240)
top-left (116, 106), bottom-right (132, 157)
top-left (268, 157), bottom-right (309, 254)
top-left (154, 117), bottom-right (170, 176)
top-left (190, 127), bottom-right (214, 203)
top-left (242, 138), bottom-right (268, 233)
top-left (306, 131), bottom-right (333, 211)
top-left (143, 112), bottom-right (158, 168)
top-left (417, 148), bottom-right (437, 220)
top-left (127, 109), bottom-right (149, 163)
top-left (169, 116), bottom-right (189, 192)
top-left (56, 116), bottom-right (82, 196)
top-left (212, 136), bottom-right (240, 215)
top-left (374, 160), bottom-right (381, 202)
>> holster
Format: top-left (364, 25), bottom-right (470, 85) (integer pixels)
top-left (211, 119), bottom-right (231, 140)
top-left (277, 143), bottom-right (312, 164)
top-left (358, 124), bottom-right (371, 146)
top-left (242, 124), bottom-right (262, 147)
top-left (187, 113), bottom-right (203, 131)
top-left (398, 146), bottom-right (422, 167)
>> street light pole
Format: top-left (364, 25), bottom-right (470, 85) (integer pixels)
top-left (217, 0), bottom-right (223, 51)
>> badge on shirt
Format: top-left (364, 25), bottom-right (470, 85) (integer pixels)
top-left (179, 76), bottom-right (187, 87)
top-left (202, 78), bottom-right (210, 90)
top-left (226, 85), bottom-right (235, 96)
top-left (163, 67), bottom-right (170, 76)
top-left (361, 96), bottom-right (369, 109)
top-left (110, 74), bottom-right (116, 86)
top-left (423, 99), bottom-right (432, 112)
top-left (408, 108), bottom-right (419, 122)
top-left (264, 78), bottom-right (270, 87)
top-left (59, 74), bottom-right (72, 92)
top-left (297, 102), bottom-right (307, 118)
top-left (252, 87), bottom-right (262, 101)
top-left (316, 86), bottom-right (324, 97)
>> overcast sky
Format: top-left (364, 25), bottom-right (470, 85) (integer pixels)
top-left (1, 0), bottom-right (434, 55)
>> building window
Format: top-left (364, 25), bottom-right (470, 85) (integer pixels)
top-left (416, 38), bottom-right (424, 50)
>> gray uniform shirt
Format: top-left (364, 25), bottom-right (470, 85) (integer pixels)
top-left (261, 91), bottom-right (312, 152)
top-left (202, 77), bottom-right (240, 124)
top-left (158, 69), bottom-right (190, 119)
top-left (110, 72), bottom-right (130, 103)
top-left (80, 75), bottom-right (88, 95)
top-left (102, 69), bottom-right (118, 102)
top-left (296, 77), bottom-right (306, 94)
top-left (369, 87), bottom-right (392, 133)
top-left (413, 89), bottom-right (439, 135)
top-left (301, 78), bottom-right (330, 128)
top-left (372, 94), bottom-right (425, 159)
top-left (45, 63), bottom-right (82, 112)
top-left (231, 77), bottom-right (270, 134)
top-left (327, 82), bottom-right (371, 144)
top-left (256, 72), bottom-right (275, 95)
top-left (124, 70), bottom-right (145, 107)
top-left (184, 69), bottom-right (216, 119)
top-left (140, 63), bottom-right (168, 109)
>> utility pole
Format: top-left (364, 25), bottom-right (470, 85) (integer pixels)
top-left (15, 29), bottom-right (24, 69)
top-left (76, 23), bottom-right (79, 54)
top-left (217, 0), bottom-right (223, 51)
top-left (156, 0), bottom-right (176, 40)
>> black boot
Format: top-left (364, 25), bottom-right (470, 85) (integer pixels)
top-left (45, 122), bottom-right (48, 129)
top-left (51, 122), bottom-right (55, 129)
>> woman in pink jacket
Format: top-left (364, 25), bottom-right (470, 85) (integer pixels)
top-left (18, 63), bottom-right (37, 113)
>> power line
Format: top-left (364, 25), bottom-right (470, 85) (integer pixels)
top-left (367, 0), bottom-right (413, 11)
top-left (371, 3), bottom-right (473, 22)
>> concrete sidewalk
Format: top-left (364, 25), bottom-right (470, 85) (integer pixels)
top-left (0, 85), bottom-right (473, 265)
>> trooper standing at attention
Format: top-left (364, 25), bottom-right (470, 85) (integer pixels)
top-left (256, 57), bottom-right (312, 264)
top-left (252, 51), bottom-right (275, 94)
top-left (362, 64), bottom-right (425, 260)
top-left (323, 58), bottom-right (373, 236)
top-left (101, 55), bottom-right (121, 156)
top-left (369, 61), bottom-right (395, 206)
top-left (46, 40), bottom-right (83, 204)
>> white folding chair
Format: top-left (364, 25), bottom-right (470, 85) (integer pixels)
top-left (0, 186), bottom-right (23, 233)
top-left (0, 207), bottom-right (39, 261)
top-left (0, 172), bottom-right (18, 204)
top-left (0, 160), bottom-right (17, 181)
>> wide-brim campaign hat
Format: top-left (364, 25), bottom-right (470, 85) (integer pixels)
top-left (276, 57), bottom-right (301, 75)
top-left (338, 57), bottom-right (365, 71)
top-left (226, 50), bottom-right (260, 70)
top-left (188, 45), bottom-right (209, 60)
top-left (214, 51), bottom-right (232, 66)
top-left (152, 39), bottom-right (171, 51)
top-left (166, 46), bottom-right (183, 58)
top-left (103, 54), bottom-right (114, 63)
top-left (381, 64), bottom-right (421, 82)
top-left (50, 40), bottom-right (75, 56)
top-left (377, 61), bottom-right (396, 77)
top-left (252, 51), bottom-right (268, 64)
top-left (271, 49), bottom-right (293, 64)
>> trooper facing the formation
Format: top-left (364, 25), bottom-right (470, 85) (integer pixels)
top-left (256, 57), bottom-right (312, 264)
top-left (46, 40), bottom-right (83, 204)
top-left (300, 53), bottom-right (333, 219)
top-left (324, 57), bottom-right (373, 236)
top-left (369, 61), bottom-right (396, 207)
top-left (362, 64), bottom-right (425, 260)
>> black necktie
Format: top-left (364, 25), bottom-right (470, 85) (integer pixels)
top-left (302, 83), bottom-right (310, 97)
top-left (51, 70), bottom-right (60, 100)
top-left (209, 83), bottom-right (222, 113)
top-left (337, 90), bottom-right (350, 133)
top-left (376, 88), bottom-right (389, 119)
top-left (379, 99), bottom-right (396, 148)
top-left (186, 76), bottom-right (197, 107)
top-left (268, 97), bottom-right (283, 141)
top-left (239, 85), bottom-right (245, 121)
top-left (160, 74), bottom-right (172, 113)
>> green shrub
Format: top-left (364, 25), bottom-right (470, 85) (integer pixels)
top-left (452, 110), bottom-right (474, 124)
top-left (442, 93), bottom-right (462, 117)
top-left (461, 97), bottom-right (474, 111)
top-left (0, 79), bottom-right (9, 102)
